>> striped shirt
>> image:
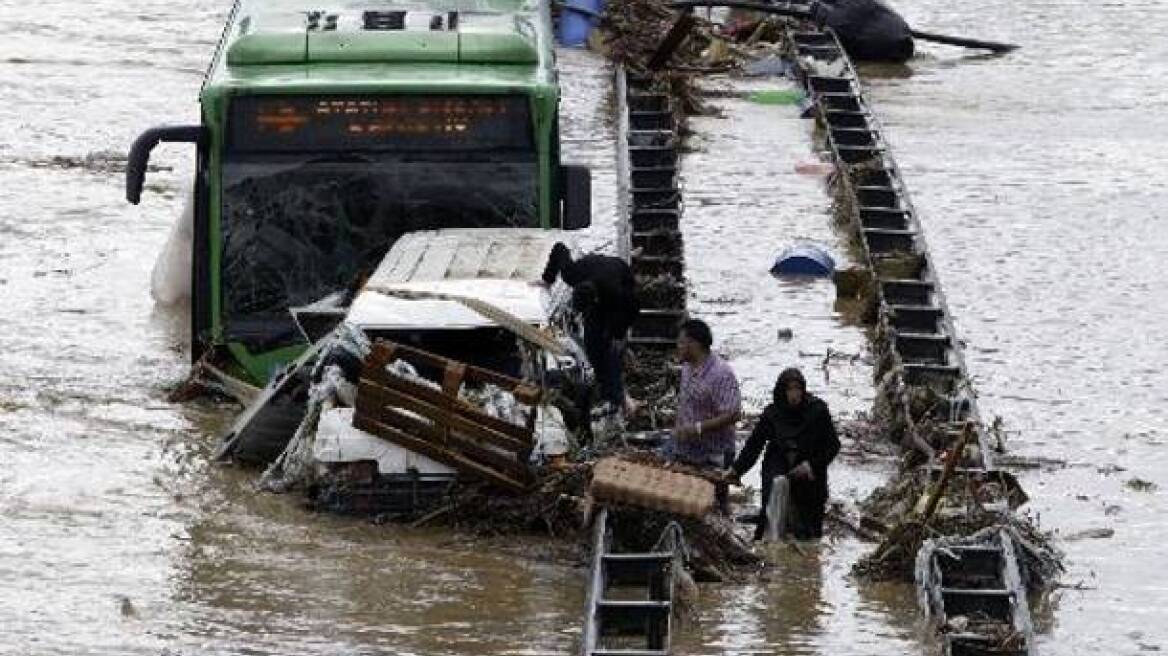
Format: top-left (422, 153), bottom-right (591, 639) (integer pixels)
top-left (676, 353), bottom-right (742, 462)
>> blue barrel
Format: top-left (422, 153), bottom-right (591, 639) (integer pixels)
top-left (771, 243), bottom-right (836, 276)
top-left (557, 0), bottom-right (604, 47)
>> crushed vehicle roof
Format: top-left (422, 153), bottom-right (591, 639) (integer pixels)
top-left (346, 228), bottom-right (569, 329)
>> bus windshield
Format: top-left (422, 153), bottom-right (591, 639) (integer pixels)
top-left (219, 94), bottom-right (540, 348)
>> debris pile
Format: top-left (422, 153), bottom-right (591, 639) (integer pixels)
top-left (625, 348), bottom-right (679, 430)
top-left (849, 434), bottom-right (1062, 588)
top-left (433, 454), bottom-right (762, 580)
top-left (248, 332), bottom-right (760, 577)
top-left (611, 508), bottom-right (759, 582)
top-left (602, 0), bottom-right (710, 71)
top-left (636, 273), bottom-right (686, 308)
top-left (600, 0), bottom-right (729, 113)
top-left (442, 462), bottom-right (594, 538)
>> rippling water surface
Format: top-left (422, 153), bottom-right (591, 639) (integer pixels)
top-left (2, 0), bottom-right (1165, 653)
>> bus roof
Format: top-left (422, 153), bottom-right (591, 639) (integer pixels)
top-left (204, 0), bottom-right (556, 97)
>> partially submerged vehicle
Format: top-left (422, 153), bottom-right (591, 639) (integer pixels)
top-left (218, 229), bottom-right (593, 513)
top-left (126, 0), bottom-right (592, 385)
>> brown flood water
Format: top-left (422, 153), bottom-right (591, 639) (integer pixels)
top-left (1, 0), bottom-right (1165, 654)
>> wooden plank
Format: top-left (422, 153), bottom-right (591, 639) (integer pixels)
top-left (358, 378), bottom-right (532, 456)
top-left (392, 341), bottom-right (528, 393)
top-left (442, 362), bottom-right (466, 397)
top-left (353, 414), bottom-right (529, 492)
top-left (463, 360), bottom-right (526, 390)
top-left (372, 340), bottom-right (543, 403)
top-left (648, 10), bottom-right (695, 71)
top-left (362, 340), bottom-right (535, 444)
top-left (375, 380), bottom-right (532, 456)
top-left (368, 390), bottom-right (530, 480)
top-left (363, 341), bottom-right (399, 375)
top-left (511, 384), bottom-right (542, 406)
top-left (441, 431), bottom-right (529, 481)
top-left (379, 374), bottom-right (533, 445)
top-left (384, 340), bottom-right (447, 371)
top-left (355, 385), bottom-right (528, 482)
top-left (354, 375), bottom-right (390, 424)
top-left (380, 402), bottom-right (445, 444)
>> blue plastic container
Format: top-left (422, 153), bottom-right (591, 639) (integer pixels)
top-left (771, 244), bottom-right (836, 276)
top-left (557, 0), bottom-right (604, 47)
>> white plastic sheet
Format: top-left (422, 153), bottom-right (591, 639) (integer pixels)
top-left (150, 185), bottom-right (193, 305)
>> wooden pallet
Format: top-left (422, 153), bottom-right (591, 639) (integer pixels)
top-left (352, 340), bottom-right (541, 493)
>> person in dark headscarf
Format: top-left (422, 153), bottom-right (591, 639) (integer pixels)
top-left (728, 368), bottom-right (840, 540)
top-left (540, 242), bottom-right (641, 414)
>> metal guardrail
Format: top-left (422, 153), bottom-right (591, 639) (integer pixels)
top-left (616, 65), bottom-right (688, 350)
top-left (581, 507), bottom-right (684, 656)
top-left (917, 528), bottom-right (1035, 656)
top-left (787, 27), bottom-right (992, 470)
top-left (787, 26), bottom-right (1034, 655)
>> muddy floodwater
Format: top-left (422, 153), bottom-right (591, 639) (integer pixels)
top-left (2, 0), bottom-right (1167, 654)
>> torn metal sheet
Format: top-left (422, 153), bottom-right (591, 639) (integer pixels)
top-left (214, 341), bottom-right (322, 464)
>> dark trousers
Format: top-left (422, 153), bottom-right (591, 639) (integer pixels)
top-left (584, 325), bottom-right (624, 406)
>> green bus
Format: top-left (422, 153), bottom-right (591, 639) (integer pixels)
top-left (126, 0), bottom-right (590, 384)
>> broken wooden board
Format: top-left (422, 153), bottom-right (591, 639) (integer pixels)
top-left (590, 457), bottom-right (715, 518)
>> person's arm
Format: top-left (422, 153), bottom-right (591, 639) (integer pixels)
top-left (677, 407), bottom-right (738, 442)
top-left (541, 242), bottom-right (569, 285)
top-left (540, 260), bottom-right (560, 286)
top-left (697, 408), bottom-right (739, 435)
top-left (730, 412), bottom-right (773, 479)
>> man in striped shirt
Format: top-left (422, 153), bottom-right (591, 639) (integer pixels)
top-left (671, 319), bottom-right (742, 471)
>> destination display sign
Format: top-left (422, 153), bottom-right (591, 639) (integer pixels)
top-left (229, 94), bottom-right (533, 152)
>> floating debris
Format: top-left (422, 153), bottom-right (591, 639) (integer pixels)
top-left (1126, 478), bottom-right (1158, 493)
top-left (745, 88), bottom-right (804, 105)
top-left (1063, 527), bottom-right (1115, 542)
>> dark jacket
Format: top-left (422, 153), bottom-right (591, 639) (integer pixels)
top-left (542, 243), bottom-right (640, 336)
top-left (732, 394), bottom-right (840, 506)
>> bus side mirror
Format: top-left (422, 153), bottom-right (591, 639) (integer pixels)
top-left (561, 164), bottom-right (591, 230)
top-left (126, 125), bottom-right (205, 205)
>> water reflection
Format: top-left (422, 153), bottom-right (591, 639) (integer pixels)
top-left (678, 539), bottom-right (930, 656)
top-left (758, 545), bottom-right (827, 654)
top-left (856, 62), bottom-right (915, 80)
